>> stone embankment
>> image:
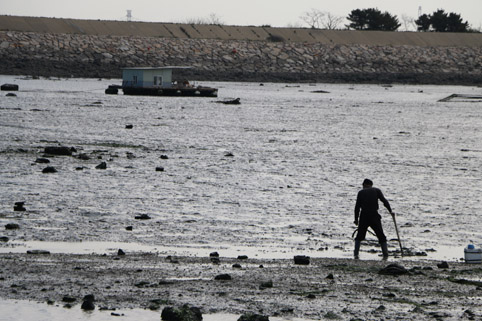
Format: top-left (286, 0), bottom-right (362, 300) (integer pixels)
top-left (0, 19), bottom-right (481, 84)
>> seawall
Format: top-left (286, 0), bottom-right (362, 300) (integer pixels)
top-left (1, 16), bottom-right (481, 84)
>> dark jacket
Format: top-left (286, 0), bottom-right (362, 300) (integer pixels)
top-left (354, 187), bottom-right (392, 221)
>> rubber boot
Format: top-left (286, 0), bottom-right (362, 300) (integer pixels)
top-left (354, 240), bottom-right (361, 259)
top-left (381, 242), bottom-right (389, 259)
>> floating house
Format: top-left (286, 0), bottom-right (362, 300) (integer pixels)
top-left (106, 66), bottom-right (218, 97)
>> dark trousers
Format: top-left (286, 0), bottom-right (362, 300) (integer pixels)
top-left (355, 212), bottom-right (387, 243)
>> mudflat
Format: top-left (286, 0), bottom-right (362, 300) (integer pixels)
top-left (1, 252), bottom-right (481, 320)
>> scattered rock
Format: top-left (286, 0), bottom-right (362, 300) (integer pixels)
top-left (326, 273), bottom-right (334, 280)
top-left (6, 93), bottom-right (17, 97)
top-left (27, 250), bottom-right (50, 255)
top-left (216, 98), bottom-right (241, 105)
top-left (224, 152), bottom-right (234, 157)
top-left (125, 124), bottom-right (133, 129)
top-left (214, 274), bottom-right (232, 281)
top-left (161, 304), bottom-right (202, 321)
top-left (293, 255), bottom-right (310, 265)
top-left (117, 249), bottom-right (126, 256)
top-left (232, 263), bottom-right (242, 269)
top-left (237, 312), bottom-right (269, 321)
top-left (81, 300), bottom-right (95, 311)
top-left (0, 236), bottom-right (9, 242)
top-left (378, 263), bottom-right (409, 276)
top-left (237, 255), bottom-right (248, 260)
top-left (323, 311), bottom-right (341, 319)
top-left (42, 166), bottom-right (58, 173)
top-left (5, 223), bottom-right (20, 230)
top-left (35, 158), bottom-right (50, 164)
top-left (437, 261), bottom-right (449, 269)
top-left (134, 214), bottom-right (151, 220)
top-left (1, 83), bottom-right (19, 91)
top-left (156, 166), bottom-right (165, 172)
top-left (125, 226), bottom-right (133, 231)
top-left (259, 280), bottom-right (273, 289)
top-left (14, 202), bottom-right (26, 211)
top-left (160, 155), bottom-right (169, 159)
top-left (209, 252), bottom-right (220, 257)
top-left (83, 294), bottom-right (95, 302)
top-left (210, 257), bottom-right (220, 264)
top-left (44, 146), bottom-right (73, 156)
top-left (62, 296), bottom-right (76, 303)
top-left (95, 162), bottom-right (107, 169)
top-left (77, 154), bottom-right (90, 160)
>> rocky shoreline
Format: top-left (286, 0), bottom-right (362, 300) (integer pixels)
top-left (1, 252), bottom-right (481, 320)
top-left (1, 30), bottom-right (481, 84)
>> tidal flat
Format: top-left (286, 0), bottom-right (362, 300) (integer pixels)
top-left (1, 76), bottom-right (482, 319)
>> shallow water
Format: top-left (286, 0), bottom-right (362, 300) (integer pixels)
top-left (1, 75), bottom-right (482, 262)
top-left (0, 299), bottom-right (314, 321)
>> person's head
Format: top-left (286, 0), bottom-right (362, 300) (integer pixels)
top-left (362, 178), bottom-right (373, 188)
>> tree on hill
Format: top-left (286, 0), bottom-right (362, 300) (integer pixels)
top-left (346, 8), bottom-right (401, 31)
top-left (415, 9), bottom-right (469, 32)
top-left (299, 9), bottom-right (344, 30)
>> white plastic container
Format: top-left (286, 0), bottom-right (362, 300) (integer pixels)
top-left (464, 245), bottom-right (482, 264)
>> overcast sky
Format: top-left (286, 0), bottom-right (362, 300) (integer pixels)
top-left (1, 0), bottom-right (481, 31)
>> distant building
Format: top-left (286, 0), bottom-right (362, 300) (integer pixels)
top-left (122, 66), bottom-right (190, 88)
top-left (119, 66), bottom-right (217, 97)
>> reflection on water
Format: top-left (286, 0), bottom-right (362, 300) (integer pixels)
top-left (0, 299), bottom-right (316, 321)
top-left (1, 75), bottom-right (482, 261)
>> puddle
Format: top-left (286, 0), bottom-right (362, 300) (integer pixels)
top-left (0, 240), bottom-right (470, 262)
top-left (0, 299), bottom-right (316, 321)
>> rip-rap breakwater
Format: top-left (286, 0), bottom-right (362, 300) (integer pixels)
top-left (0, 17), bottom-right (481, 84)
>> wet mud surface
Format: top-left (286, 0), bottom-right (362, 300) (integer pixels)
top-left (1, 252), bottom-right (482, 320)
top-left (1, 76), bottom-right (482, 319)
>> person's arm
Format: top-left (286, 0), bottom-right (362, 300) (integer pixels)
top-left (354, 192), bottom-right (361, 225)
top-left (377, 189), bottom-right (393, 214)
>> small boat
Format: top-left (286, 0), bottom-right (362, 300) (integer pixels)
top-left (106, 66), bottom-right (218, 97)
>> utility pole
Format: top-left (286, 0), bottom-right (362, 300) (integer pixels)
top-left (127, 10), bottom-right (132, 22)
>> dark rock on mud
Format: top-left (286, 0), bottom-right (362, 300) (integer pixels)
top-left (42, 166), bottom-right (57, 173)
top-left (125, 226), bottom-right (133, 231)
top-left (13, 202), bottom-right (26, 211)
top-left (156, 166), bottom-right (165, 172)
top-left (437, 261), bottom-right (449, 269)
top-left (81, 300), bottom-right (95, 311)
top-left (125, 124), bottom-right (133, 129)
top-left (217, 98), bottom-right (241, 105)
top-left (160, 155), bottom-right (169, 159)
top-left (134, 214), bottom-right (151, 220)
top-left (44, 146), bottom-right (73, 156)
top-left (117, 249), bottom-right (126, 256)
top-left (27, 250), bottom-right (50, 255)
top-left (62, 296), bottom-right (76, 303)
top-left (6, 93), bottom-right (16, 97)
top-left (214, 274), bottom-right (232, 281)
top-left (95, 162), bottom-right (107, 169)
top-left (1, 83), bottom-right (19, 91)
top-left (293, 255), bottom-right (310, 265)
top-left (378, 263), bottom-right (409, 275)
top-left (35, 157), bottom-right (50, 163)
top-left (161, 304), bottom-right (202, 321)
top-left (0, 236), bottom-right (9, 242)
top-left (237, 255), bottom-right (248, 260)
top-left (5, 223), bottom-right (20, 230)
top-left (209, 252), bottom-right (220, 257)
top-left (259, 280), bottom-right (273, 289)
top-left (238, 313), bottom-right (269, 321)
top-left (77, 154), bottom-right (90, 160)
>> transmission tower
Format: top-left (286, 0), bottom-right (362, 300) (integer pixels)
top-left (127, 10), bottom-right (132, 22)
